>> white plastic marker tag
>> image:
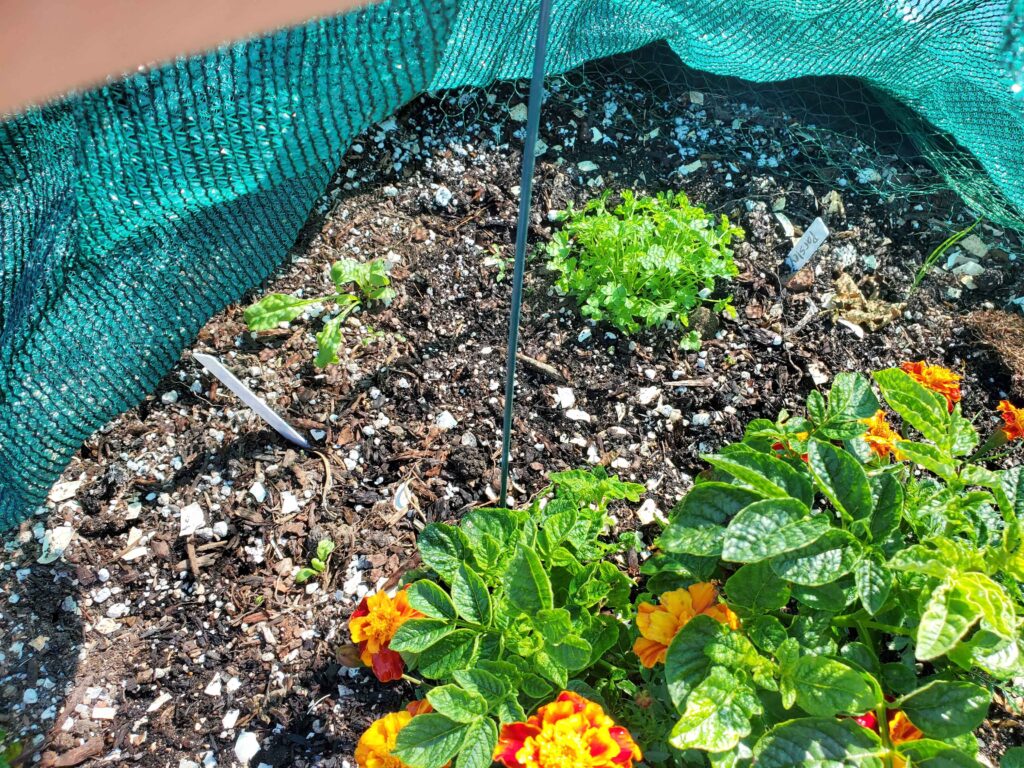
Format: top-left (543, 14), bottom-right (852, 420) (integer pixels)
top-left (193, 353), bottom-right (311, 450)
top-left (784, 217), bottom-right (830, 273)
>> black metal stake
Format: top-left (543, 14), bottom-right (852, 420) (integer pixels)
top-left (498, 0), bottom-right (554, 508)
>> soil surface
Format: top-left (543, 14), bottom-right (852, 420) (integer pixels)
top-left (3, 52), bottom-right (1024, 767)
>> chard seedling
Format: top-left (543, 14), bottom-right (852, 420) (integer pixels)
top-left (296, 538), bottom-right (335, 584)
top-left (244, 257), bottom-right (394, 367)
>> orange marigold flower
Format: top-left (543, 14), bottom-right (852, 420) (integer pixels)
top-left (349, 588), bottom-right (423, 682)
top-left (861, 410), bottom-right (904, 460)
top-left (494, 691), bottom-right (641, 768)
top-left (888, 710), bottom-right (924, 768)
top-left (998, 400), bottom-right (1024, 441)
top-left (405, 699), bottom-right (433, 717)
top-left (901, 361), bottom-right (962, 412)
top-left (355, 711), bottom-right (413, 768)
top-left (632, 583), bottom-right (740, 668)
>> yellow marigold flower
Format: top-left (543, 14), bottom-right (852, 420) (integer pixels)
top-left (355, 711), bottom-right (413, 768)
top-left (632, 583), bottom-right (739, 668)
top-left (901, 361), bottom-right (961, 412)
top-left (494, 691), bottom-right (641, 768)
top-left (349, 587), bottom-right (423, 682)
top-left (888, 710), bottom-right (923, 768)
top-left (998, 400), bottom-right (1024, 441)
top-left (861, 410), bottom-right (904, 460)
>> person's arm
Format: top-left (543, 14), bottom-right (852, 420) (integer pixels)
top-left (0, 0), bottom-right (373, 115)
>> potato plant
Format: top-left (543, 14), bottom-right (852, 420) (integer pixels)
top-left (347, 366), bottom-right (1024, 768)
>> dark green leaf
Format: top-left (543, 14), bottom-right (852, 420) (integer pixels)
top-left (244, 293), bottom-right (319, 331)
top-left (896, 740), bottom-right (980, 768)
top-left (389, 618), bottom-right (455, 654)
top-left (753, 718), bottom-right (885, 767)
top-left (452, 669), bottom-right (507, 703)
top-left (897, 680), bottom-right (989, 739)
top-left (521, 674), bottom-right (554, 699)
top-left (665, 615), bottom-right (772, 710)
top-left (417, 630), bottom-right (479, 679)
top-left (706, 446), bottom-right (814, 507)
top-left (456, 719), bottom-right (498, 768)
top-left (419, 524), bottom-right (473, 582)
top-left (661, 483), bottom-right (761, 556)
top-left (451, 564), bottom-right (491, 626)
top-left (668, 667), bottom-right (762, 752)
top-left (426, 684), bottom-right (488, 723)
top-left (546, 635), bottom-right (592, 672)
top-left (503, 546), bottom-right (553, 615)
top-left (806, 439), bottom-right (873, 521)
top-left (534, 608), bottom-right (573, 644)
top-left (867, 472), bottom-right (903, 541)
top-left (770, 530), bottom-right (861, 586)
top-left (725, 562), bottom-right (791, 613)
top-left (495, 697), bottom-right (526, 725)
top-left (873, 368), bottom-right (949, 447)
top-left (723, 498), bottom-right (827, 563)
top-left (854, 554), bottom-right (892, 615)
top-left (407, 580), bottom-right (458, 621)
top-left (393, 714), bottom-right (469, 768)
top-left (746, 615), bottom-right (788, 654)
top-left (314, 314), bottom-right (345, 368)
top-left (1001, 747), bottom-right (1024, 768)
top-left (782, 656), bottom-right (879, 717)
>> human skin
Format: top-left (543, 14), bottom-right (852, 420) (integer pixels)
top-left (0, 0), bottom-right (376, 115)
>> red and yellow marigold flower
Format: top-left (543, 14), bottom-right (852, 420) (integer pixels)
top-left (355, 711), bottom-right (413, 768)
top-left (494, 691), bottom-right (641, 768)
top-left (901, 361), bottom-right (962, 412)
top-left (349, 588), bottom-right (423, 682)
top-left (633, 583), bottom-right (740, 668)
top-left (861, 410), bottom-right (904, 460)
top-left (889, 711), bottom-right (924, 768)
top-left (998, 400), bottom-right (1024, 441)
top-left (355, 702), bottom-right (439, 768)
top-left (849, 708), bottom-right (922, 768)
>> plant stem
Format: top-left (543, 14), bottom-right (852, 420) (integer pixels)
top-left (877, 699), bottom-right (895, 768)
top-left (834, 617), bottom-right (912, 637)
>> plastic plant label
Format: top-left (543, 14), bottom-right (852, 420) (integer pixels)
top-left (193, 353), bottom-right (311, 449)
top-left (784, 217), bottom-right (830, 273)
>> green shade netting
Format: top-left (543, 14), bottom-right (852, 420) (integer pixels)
top-left (1, 0), bottom-right (1022, 529)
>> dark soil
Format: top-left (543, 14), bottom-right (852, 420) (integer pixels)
top-left (3, 53), bottom-right (1024, 767)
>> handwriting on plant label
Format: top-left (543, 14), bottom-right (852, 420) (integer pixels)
top-left (784, 217), bottom-right (830, 273)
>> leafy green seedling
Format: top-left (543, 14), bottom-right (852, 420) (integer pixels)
top-left (244, 257), bottom-right (394, 368)
top-left (546, 190), bottom-right (741, 348)
top-left (296, 538), bottom-right (336, 584)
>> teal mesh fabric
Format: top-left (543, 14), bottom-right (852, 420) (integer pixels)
top-left (1, 0), bottom-right (1022, 529)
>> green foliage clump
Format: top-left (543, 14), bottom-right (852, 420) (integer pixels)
top-left (650, 367), bottom-right (1023, 765)
top-left (351, 368), bottom-right (1024, 768)
top-left (244, 257), bottom-right (393, 367)
top-left (545, 190), bottom-right (741, 349)
top-left (388, 468), bottom-right (643, 768)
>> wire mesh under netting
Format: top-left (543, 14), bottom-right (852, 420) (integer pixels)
top-left (423, 42), bottom-right (1022, 231)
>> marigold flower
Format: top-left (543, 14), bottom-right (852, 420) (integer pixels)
top-left (901, 361), bottom-right (962, 412)
top-left (998, 400), bottom-right (1024, 441)
top-left (494, 691), bottom-right (641, 768)
top-left (861, 410), bottom-right (904, 460)
top-left (632, 583), bottom-right (740, 668)
top-left (888, 710), bottom-right (923, 768)
top-left (405, 699), bottom-right (433, 717)
top-left (355, 711), bottom-right (413, 768)
top-left (349, 588), bottom-right (423, 682)
top-left (848, 709), bottom-right (921, 768)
